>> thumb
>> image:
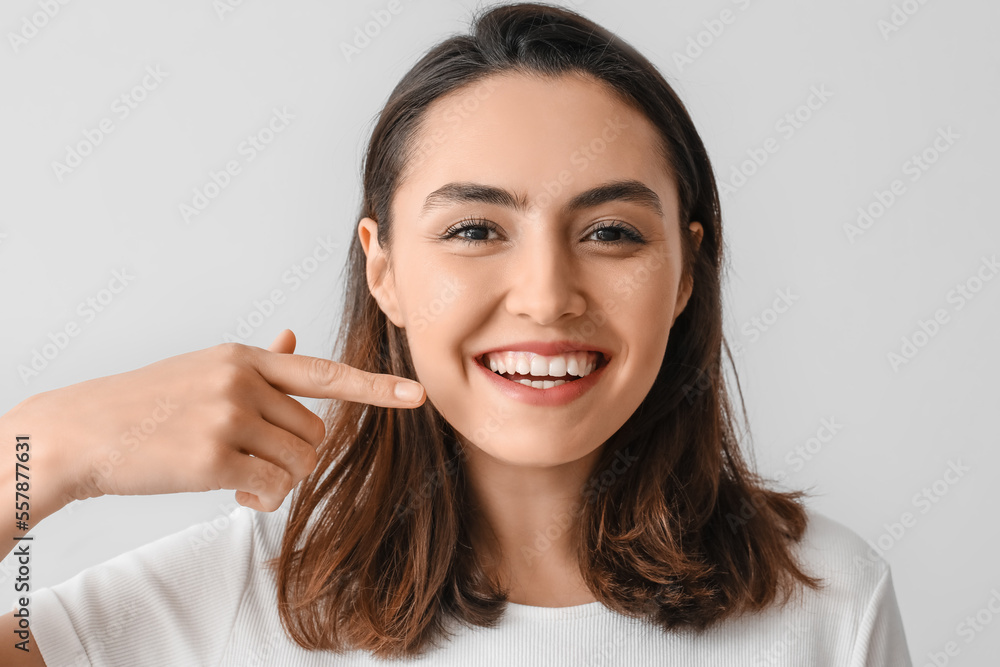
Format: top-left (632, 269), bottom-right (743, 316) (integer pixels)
top-left (267, 328), bottom-right (297, 354)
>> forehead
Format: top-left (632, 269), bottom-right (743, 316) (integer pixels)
top-left (397, 71), bottom-right (678, 217)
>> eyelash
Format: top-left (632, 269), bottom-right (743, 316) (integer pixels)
top-left (441, 217), bottom-right (646, 246)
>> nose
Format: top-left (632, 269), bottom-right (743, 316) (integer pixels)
top-left (503, 227), bottom-right (587, 326)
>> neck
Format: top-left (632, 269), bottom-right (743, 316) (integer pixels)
top-left (460, 438), bottom-right (605, 606)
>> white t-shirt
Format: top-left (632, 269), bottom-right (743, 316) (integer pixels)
top-left (26, 497), bottom-right (913, 666)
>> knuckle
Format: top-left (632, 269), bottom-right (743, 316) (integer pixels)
top-left (366, 373), bottom-right (390, 402)
top-left (277, 443), bottom-right (297, 466)
top-left (285, 445), bottom-right (318, 479)
top-left (307, 357), bottom-right (344, 388)
top-left (278, 442), bottom-right (309, 474)
top-left (308, 415), bottom-right (327, 446)
top-left (210, 403), bottom-right (246, 437)
top-left (202, 444), bottom-right (231, 473)
top-left (215, 342), bottom-right (245, 360)
top-left (247, 471), bottom-right (267, 494)
top-left (262, 462), bottom-right (292, 492)
top-left (291, 442), bottom-right (317, 473)
top-left (211, 362), bottom-right (246, 394)
top-left (366, 374), bottom-right (380, 398)
top-left (266, 467), bottom-right (295, 498)
top-left (302, 446), bottom-right (319, 471)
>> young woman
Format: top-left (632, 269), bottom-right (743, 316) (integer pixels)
top-left (1, 3), bottom-right (912, 665)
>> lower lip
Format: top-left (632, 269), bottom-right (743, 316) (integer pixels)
top-left (473, 354), bottom-right (609, 407)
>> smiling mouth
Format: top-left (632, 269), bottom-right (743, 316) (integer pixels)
top-left (476, 352), bottom-right (609, 388)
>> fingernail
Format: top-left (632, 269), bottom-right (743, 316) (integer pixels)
top-left (394, 381), bottom-right (423, 402)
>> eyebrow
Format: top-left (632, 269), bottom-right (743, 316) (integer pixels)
top-left (418, 179), bottom-right (664, 219)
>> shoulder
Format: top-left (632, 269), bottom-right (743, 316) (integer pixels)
top-left (709, 508), bottom-right (911, 665)
top-left (28, 500), bottom-right (278, 666)
top-left (786, 509), bottom-right (912, 664)
top-left (790, 507), bottom-right (896, 612)
top-left (796, 508), bottom-right (887, 578)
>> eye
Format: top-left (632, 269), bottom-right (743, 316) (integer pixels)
top-left (439, 217), bottom-right (647, 246)
top-left (588, 220), bottom-right (646, 245)
top-left (440, 217), bottom-right (500, 245)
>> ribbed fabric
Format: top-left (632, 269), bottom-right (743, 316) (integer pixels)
top-left (27, 497), bottom-right (912, 666)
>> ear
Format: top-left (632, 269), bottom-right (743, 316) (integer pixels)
top-left (357, 217), bottom-right (406, 328)
top-left (673, 221), bottom-right (704, 323)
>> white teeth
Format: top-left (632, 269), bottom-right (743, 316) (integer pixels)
top-left (516, 379), bottom-right (568, 388)
top-left (481, 350), bottom-right (604, 381)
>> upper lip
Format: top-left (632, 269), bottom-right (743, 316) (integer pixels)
top-left (474, 340), bottom-right (612, 360)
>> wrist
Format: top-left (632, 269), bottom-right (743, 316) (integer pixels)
top-left (6, 392), bottom-right (80, 522)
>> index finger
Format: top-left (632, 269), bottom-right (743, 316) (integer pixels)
top-left (240, 345), bottom-right (426, 407)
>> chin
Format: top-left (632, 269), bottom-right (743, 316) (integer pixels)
top-left (461, 429), bottom-right (596, 467)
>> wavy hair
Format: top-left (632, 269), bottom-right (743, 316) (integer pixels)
top-left (265, 2), bottom-right (823, 659)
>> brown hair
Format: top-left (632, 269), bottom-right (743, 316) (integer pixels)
top-left (266, 1), bottom-right (823, 659)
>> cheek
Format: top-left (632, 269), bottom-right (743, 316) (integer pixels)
top-left (398, 271), bottom-right (477, 402)
top-left (393, 246), bottom-right (473, 328)
top-left (603, 253), bottom-right (679, 329)
top-left (402, 273), bottom-right (468, 337)
top-left (601, 262), bottom-right (679, 391)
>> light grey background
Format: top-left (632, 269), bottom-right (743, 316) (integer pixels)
top-left (2, 0), bottom-right (998, 663)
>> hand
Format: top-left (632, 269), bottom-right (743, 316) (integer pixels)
top-left (19, 329), bottom-right (425, 512)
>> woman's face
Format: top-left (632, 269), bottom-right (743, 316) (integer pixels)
top-left (359, 72), bottom-right (702, 467)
